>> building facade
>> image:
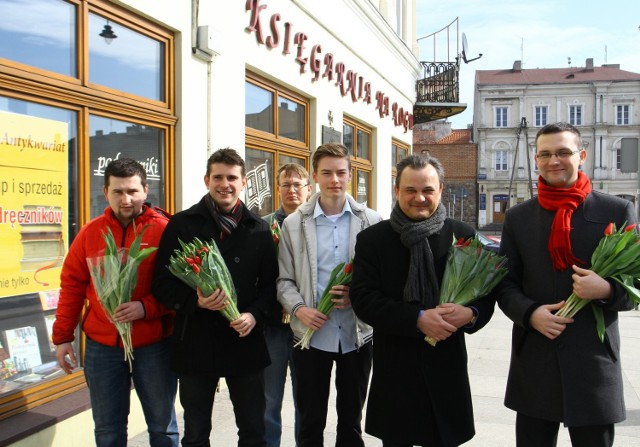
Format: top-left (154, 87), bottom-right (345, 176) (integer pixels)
top-left (473, 58), bottom-right (640, 228)
top-left (0, 0), bottom-right (419, 443)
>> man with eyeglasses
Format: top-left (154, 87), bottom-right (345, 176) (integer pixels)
top-left (497, 122), bottom-right (637, 447)
top-left (262, 163), bottom-right (312, 447)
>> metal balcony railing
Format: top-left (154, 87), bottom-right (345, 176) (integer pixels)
top-left (416, 61), bottom-right (460, 104)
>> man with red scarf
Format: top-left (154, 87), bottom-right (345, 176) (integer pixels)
top-left (497, 122), bottom-right (637, 447)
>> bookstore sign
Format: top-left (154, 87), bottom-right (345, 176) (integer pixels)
top-left (0, 112), bottom-right (68, 298)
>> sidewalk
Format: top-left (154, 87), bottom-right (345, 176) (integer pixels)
top-left (129, 309), bottom-right (640, 446)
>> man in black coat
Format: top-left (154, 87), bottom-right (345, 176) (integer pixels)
top-left (153, 148), bottom-right (278, 446)
top-left (497, 122), bottom-right (637, 447)
top-left (350, 154), bottom-right (495, 447)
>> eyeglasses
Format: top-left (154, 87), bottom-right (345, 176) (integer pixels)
top-left (535, 150), bottom-right (581, 161)
top-left (279, 183), bottom-right (308, 191)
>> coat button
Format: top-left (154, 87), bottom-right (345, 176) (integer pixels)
top-left (234, 257), bottom-right (240, 263)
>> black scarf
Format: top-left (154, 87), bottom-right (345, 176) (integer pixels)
top-left (205, 194), bottom-right (243, 240)
top-left (389, 202), bottom-right (446, 308)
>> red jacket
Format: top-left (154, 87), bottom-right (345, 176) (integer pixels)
top-left (53, 205), bottom-right (173, 348)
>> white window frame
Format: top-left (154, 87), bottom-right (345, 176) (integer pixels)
top-left (495, 106), bottom-right (508, 127)
top-left (568, 104), bottom-right (583, 126)
top-left (616, 104), bottom-right (630, 125)
top-left (534, 105), bottom-right (548, 127)
top-left (495, 150), bottom-right (508, 171)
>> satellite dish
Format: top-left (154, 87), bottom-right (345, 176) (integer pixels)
top-left (461, 32), bottom-right (483, 64)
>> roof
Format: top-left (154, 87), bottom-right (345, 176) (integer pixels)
top-left (435, 129), bottom-right (472, 144)
top-left (476, 65), bottom-right (640, 86)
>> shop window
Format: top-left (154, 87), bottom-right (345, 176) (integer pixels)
top-left (88, 13), bottom-right (165, 102)
top-left (89, 116), bottom-right (166, 219)
top-left (343, 117), bottom-right (373, 205)
top-left (245, 73), bottom-right (310, 217)
top-left (0, 0), bottom-right (174, 421)
top-left (0, 0), bottom-right (77, 77)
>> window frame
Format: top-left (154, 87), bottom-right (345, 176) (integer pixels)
top-left (616, 104), bottom-right (630, 125)
top-left (495, 106), bottom-right (508, 127)
top-left (245, 72), bottom-right (311, 216)
top-left (495, 150), bottom-right (508, 171)
top-left (568, 104), bottom-right (582, 126)
top-left (534, 105), bottom-right (548, 127)
top-left (343, 116), bottom-right (373, 205)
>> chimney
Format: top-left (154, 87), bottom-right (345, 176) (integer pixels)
top-left (585, 58), bottom-right (594, 72)
top-left (512, 60), bottom-right (522, 72)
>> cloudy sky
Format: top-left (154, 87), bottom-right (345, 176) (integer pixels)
top-left (415, 0), bottom-right (640, 128)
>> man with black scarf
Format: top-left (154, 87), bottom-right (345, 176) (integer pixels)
top-left (153, 148), bottom-right (278, 446)
top-left (350, 154), bottom-right (496, 447)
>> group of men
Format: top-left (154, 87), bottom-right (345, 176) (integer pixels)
top-left (53, 122), bottom-right (636, 447)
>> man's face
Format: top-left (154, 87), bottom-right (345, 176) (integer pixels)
top-left (204, 163), bottom-right (247, 212)
top-left (394, 164), bottom-right (443, 221)
top-left (103, 175), bottom-right (148, 227)
top-left (535, 131), bottom-right (586, 188)
top-left (312, 156), bottom-right (351, 201)
top-left (279, 171), bottom-right (311, 214)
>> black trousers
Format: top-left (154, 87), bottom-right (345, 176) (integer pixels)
top-left (516, 412), bottom-right (614, 447)
top-left (179, 371), bottom-right (266, 447)
top-left (292, 342), bottom-right (372, 447)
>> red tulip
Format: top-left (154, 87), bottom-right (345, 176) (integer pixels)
top-left (604, 223), bottom-right (614, 236)
top-left (191, 264), bottom-right (200, 273)
top-left (185, 257), bottom-right (196, 265)
top-left (344, 263), bottom-right (353, 274)
top-left (624, 224), bottom-right (637, 232)
top-left (200, 246), bottom-right (209, 253)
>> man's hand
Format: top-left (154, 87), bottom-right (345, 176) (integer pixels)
top-left (295, 306), bottom-right (329, 330)
top-left (197, 288), bottom-right (229, 311)
top-left (330, 285), bottom-right (352, 309)
top-left (113, 301), bottom-right (145, 323)
top-left (55, 343), bottom-right (77, 374)
top-left (530, 301), bottom-right (574, 340)
top-left (437, 303), bottom-right (474, 329)
top-left (417, 307), bottom-right (457, 342)
top-left (230, 312), bottom-right (257, 337)
top-left (571, 265), bottom-right (612, 301)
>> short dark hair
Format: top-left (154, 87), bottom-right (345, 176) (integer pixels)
top-left (206, 148), bottom-right (246, 177)
top-left (535, 122), bottom-right (582, 148)
top-left (104, 158), bottom-right (147, 188)
top-left (277, 163), bottom-right (310, 185)
top-left (395, 154), bottom-right (445, 188)
top-left (312, 143), bottom-right (351, 173)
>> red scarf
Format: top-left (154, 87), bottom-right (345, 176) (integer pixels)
top-left (537, 171), bottom-right (592, 271)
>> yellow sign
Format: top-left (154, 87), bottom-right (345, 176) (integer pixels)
top-left (0, 111), bottom-right (69, 297)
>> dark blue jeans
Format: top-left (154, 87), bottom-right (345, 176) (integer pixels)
top-left (179, 371), bottom-right (266, 447)
top-left (84, 338), bottom-right (179, 447)
top-left (263, 324), bottom-right (299, 447)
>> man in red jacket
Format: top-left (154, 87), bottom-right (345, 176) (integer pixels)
top-left (53, 158), bottom-right (178, 447)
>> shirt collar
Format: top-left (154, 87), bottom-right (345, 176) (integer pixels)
top-left (313, 198), bottom-right (353, 219)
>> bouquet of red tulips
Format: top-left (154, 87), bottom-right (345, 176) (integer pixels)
top-left (87, 224), bottom-right (157, 371)
top-left (425, 235), bottom-right (508, 346)
top-left (295, 260), bottom-right (353, 350)
top-left (556, 222), bottom-right (640, 341)
top-left (167, 237), bottom-right (240, 322)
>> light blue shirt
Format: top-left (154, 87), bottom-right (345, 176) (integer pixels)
top-left (310, 199), bottom-right (356, 353)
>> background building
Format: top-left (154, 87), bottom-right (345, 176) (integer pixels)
top-left (473, 58), bottom-right (640, 229)
top-left (0, 0), bottom-right (419, 444)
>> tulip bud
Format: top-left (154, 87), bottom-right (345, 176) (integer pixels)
top-left (624, 223), bottom-right (637, 233)
top-left (604, 222), bottom-right (614, 236)
top-left (344, 263), bottom-right (353, 274)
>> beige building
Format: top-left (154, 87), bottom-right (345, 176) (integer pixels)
top-left (473, 58), bottom-right (640, 228)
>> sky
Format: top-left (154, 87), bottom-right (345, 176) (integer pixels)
top-left (415, 0), bottom-right (640, 128)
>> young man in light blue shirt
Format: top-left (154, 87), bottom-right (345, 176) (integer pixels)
top-left (277, 143), bottom-right (381, 447)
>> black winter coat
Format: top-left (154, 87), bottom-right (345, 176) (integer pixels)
top-left (350, 219), bottom-right (495, 446)
top-left (152, 195), bottom-right (278, 376)
top-left (497, 191), bottom-right (636, 426)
